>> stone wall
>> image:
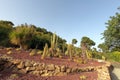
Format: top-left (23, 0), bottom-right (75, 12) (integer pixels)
top-left (0, 55), bottom-right (111, 79)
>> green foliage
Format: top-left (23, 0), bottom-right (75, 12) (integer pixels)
top-left (103, 12), bottom-right (120, 51)
top-left (72, 38), bottom-right (77, 45)
top-left (81, 36), bottom-right (95, 49)
top-left (9, 24), bottom-right (36, 49)
top-left (80, 36), bottom-right (95, 59)
top-left (30, 32), bottom-right (51, 50)
top-left (41, 43), bottom-right (49, 59)
top-left (98, 43), bottom-right (109, 52)
top-left (107, 51), bottom-right (120, 62)
top-left (86, 50), bottom-right (92, 59)
top-left (0, 20), bottom-right (13, 46)
top-left (74, 47), bottom-right (82, 57)
top-left (92, 50), bottom-right (103, 59)
top-left (0, 20), bottom-right (66, 52)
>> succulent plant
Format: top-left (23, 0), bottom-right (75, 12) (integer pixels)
top-left (41, 43), bottom-right (49, 59)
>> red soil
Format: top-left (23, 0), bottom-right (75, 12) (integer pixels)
top-left (0, 48), bottom-right (104, 80)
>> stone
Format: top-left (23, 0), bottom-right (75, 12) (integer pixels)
top-left (32, 71), bottom-right (40, 76)
top-left (26, 67), bottom-right (36, 71)
top-left (33, 63), bottom-right (39, 67)
top-left (66, 68), bottom-right (71, 73)
top-left (60, 65), bottom-right (66, 72)
top-left (56, 72), bottom-right (67, 76)
top-left (12, 59), bottom-right (21, 65)
top-left (46, 64), bottom-right (55, 71)
top-left (71, 67), bottom-right (77, 72)
top-left (36, 66), bottom-right (44, 71)
top-left (18, 69), bottom-right (27, 74)
top-left (25, 61), bottom-right (32, 67)
top-left (55, 65), bottom-right (61, 73)
top-left (17, 62), bottom-right (24, 69)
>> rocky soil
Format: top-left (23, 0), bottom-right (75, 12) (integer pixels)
top-left (0, 48), bottom-right (111, 80)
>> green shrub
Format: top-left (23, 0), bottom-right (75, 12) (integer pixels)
top-left (108, 51), bottom-right (120, 62)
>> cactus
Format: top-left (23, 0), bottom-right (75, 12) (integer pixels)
top-left (56, 48), bottom-right (62, 58)
top-left (51, 33), bottom-right (58, 49)
top-left (66, 44), bottom-right (74, 59)
top-left (41, 43), bottom-right (49, 59)
top-left (50, 33), bottom-right (58, 57)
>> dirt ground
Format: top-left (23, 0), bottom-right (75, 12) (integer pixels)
top-left (0, 48), bottom-right (105, 80)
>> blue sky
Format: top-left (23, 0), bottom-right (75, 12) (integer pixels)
top-left (0, 0), bottom-right (120, 47)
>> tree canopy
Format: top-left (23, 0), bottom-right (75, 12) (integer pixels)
top-left (0, 20), bottom-right (13, 46)
top-left (103, 12), bottom-right (120, 51)
top-left (72, 38), bottom-right (78, 45)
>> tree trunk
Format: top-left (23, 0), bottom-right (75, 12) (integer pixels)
top-left (81, 43), bottom-right (87, 59)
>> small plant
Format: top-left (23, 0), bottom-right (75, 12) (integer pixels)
top-left (79, 75), bottom-right (87, 80)
top-left (29, 49), bottom-right (37, 56)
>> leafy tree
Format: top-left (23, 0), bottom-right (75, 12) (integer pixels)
top-left (0, 20), bottom-right (14, 46)
top-left (0, 20), bottom-right (14, 26)
top-left (98, 43), bottom-right (109, 52)
top-left (30, 32), bottom-right (51, 50)
top-left (80, 36), bottom-right (95, 59)
top-left (72, 38), bottom-right (78, 45)
top-left (103, 12), bottom-right (120, 51)
top-left (9, 24), bottom-right (36, 49)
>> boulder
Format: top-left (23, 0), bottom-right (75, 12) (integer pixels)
top-left (25, 61), bottom-right (32, 67)
top-left (17, 62), bottom-right (25, 69)
top-left (12, 59), bottom-right (21, 65)
top-left (46, 64), bottom-right (55, 71)
top-left (26, 67), bottom-right (36, 71)
top-left (60, 65), bottom-right (66, 72)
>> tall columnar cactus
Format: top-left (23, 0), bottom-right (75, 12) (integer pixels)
top-left (50, 33), bottom-right (58, 57)
top-left (66, 44), bottom-right (74, 59)
top-left (51, 33), bottom-right (58, 49)
top-left (41, 43), bottom-right (49, 59)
